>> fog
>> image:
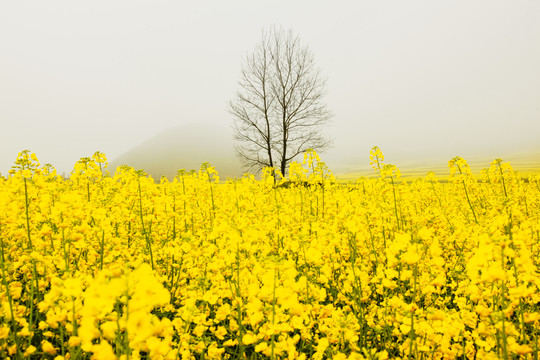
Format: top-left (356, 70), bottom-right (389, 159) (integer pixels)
top-left (1, 1), bottom-right (539, 178)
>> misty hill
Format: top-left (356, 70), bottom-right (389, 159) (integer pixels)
top-left (110, 122), bottom-right (540, 181)
top-left (110, 123), bottom-right (244, 180)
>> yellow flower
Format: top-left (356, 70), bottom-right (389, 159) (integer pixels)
top-left (242, 332), bottom-right (258, 345)
top-left (207, 343), bottom-right (225, 359)
top-left (42, 340), bottom-right (57, 355)
top-left (193, 324), bottom-right (206, 337)
top-left (255, 342), bottom-right (269, 353)
top-left (193, 341), bottom-right (206, 353)
top-left (91, 341), bottom-right (117, 360)
top-left (524, 312), bottom-right (540, 324)
top-left (483, 265), bottom-right (506, 283)
top-left (510, 343), bottom-right (533, 356)
top-left (402, 248), bottom-right (420, 265)
top-left (23, 345), bottom-right (37, 357)
top-left (214, 326), bottom-right (227, 340)
top-left (223, 339), bottom-right (238, 347)
top-left (313, 338), bottom-right (329, 360)
top-left (147, 336), bottom-right (171, 359)
top-left (69, 336), bottom-right (82, 347)
top-left (8, 344), bottom-right (17, 355)
top-left (0, 325), bottom-right (9, 340)
top-left (17, 326), bottom-right (32, 337)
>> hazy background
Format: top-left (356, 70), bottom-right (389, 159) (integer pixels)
top-left (1, 1), bottom-right (539, 178)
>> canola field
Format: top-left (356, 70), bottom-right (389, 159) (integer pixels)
top-left (1, 148), bottom-right (539, 360)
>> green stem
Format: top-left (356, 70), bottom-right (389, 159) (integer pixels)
top-left (271, 268), bottom-right (277, 360)
top-left (0, 236), bottom-right (20, 352)
top-left (457, 165), bottom-right (478, 224)
top-left (100, 230), bottom-right (105, 270)
top-left (409, 264), bottom-right (418, 359)
top-left (390, 176), bottom-right (400, 230)
top-left (497, 161), bottom-right (508, 199)
top-left (23, 178), bottom-right (33, 250)
top-left (234, 244), bottom-right (244, 359)
top-left (138, 176), bottom-right (154, 269)
top-left (62, 228), bottom-right (70, 273)
top-left (500, 245), bottom-right (508, 360)
top-left (206, 169), bottom-right (216, 223)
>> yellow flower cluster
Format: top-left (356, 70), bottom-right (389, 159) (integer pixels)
top-left (0, 148), bottom-right (539, 359)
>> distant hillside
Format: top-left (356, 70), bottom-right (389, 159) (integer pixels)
top-left (110, 122), bottom-right (244, 180)
top-left (110, 122), bottom-right (540, 181)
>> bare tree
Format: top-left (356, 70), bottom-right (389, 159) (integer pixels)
top-left (229, 27), bottom-right (332, 176)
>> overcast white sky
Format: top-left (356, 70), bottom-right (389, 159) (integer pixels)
top-left (1, 1), bottom-right (539, 176)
